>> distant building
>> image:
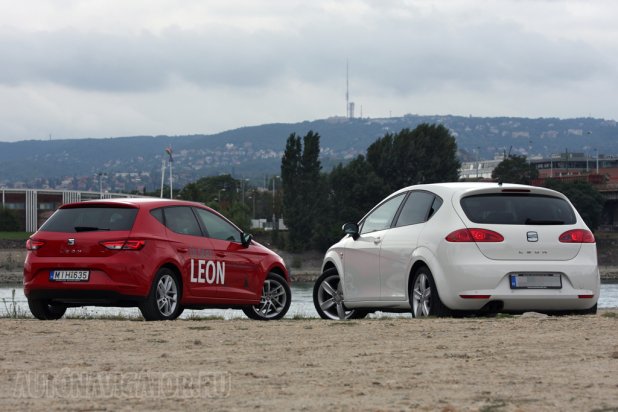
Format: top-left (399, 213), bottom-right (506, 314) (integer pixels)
top-left (1, 189), bottom-right (145, 232)
top-left (250, 218), bottom-right (287, 231)
top-left (459, 152), bottom-right (618, 231)
top-left (460, 152), bottom-right (618, 182)
top-left (459, 156), bottom-right (505, 180)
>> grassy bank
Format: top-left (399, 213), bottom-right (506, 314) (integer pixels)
top-left (0, 232), bottom-right (31, 241)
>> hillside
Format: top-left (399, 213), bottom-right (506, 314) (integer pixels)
top-left (0, 115), bottom-right (616, 192)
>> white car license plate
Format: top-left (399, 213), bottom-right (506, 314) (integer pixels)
top-left (49, 270), bottom-right (90, 282)
top-left (510, 273), bottom-right (561, 289)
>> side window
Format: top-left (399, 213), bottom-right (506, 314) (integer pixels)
top-left (162, 207), bottom-right (202, 236)
top-left (395, 191), bottom-right (439, 227)
top-left (194, 208), bottom-right (242, 243)
top-left (150, 208), bottom-right (164, 225)
top-left (360, 194), bottom-right (405, 235)
top-left (428, 197), bottom-right (443, 220)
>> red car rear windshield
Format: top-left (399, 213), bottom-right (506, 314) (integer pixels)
top-left (460, 194), bottom-right (576, 225)
top-left (40, 207), bottom-right (138, 233)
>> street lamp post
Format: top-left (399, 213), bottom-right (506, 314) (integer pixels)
top-left (252, 192), bottom-right (256, 219)
top-left (241, 178), bottom-right (249, 204)
top-left (476, 147), bottom-right (480, 179)
top-left (218, 188), bottom-right (226, 208)
top-left (97, 172), bottom-right (107, 198)
top-left (272, 176), bottom-right (280, 230)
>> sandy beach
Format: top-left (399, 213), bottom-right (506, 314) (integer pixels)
top-left (0, 312), bottom-right (616, 411)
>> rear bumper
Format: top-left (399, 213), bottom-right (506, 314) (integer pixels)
top-left (455, 278), bottom-right (599, 312)
top-left (23, 254), bottom-right (154, 302)
top-left (434, 244), bottom-right (600, 312)
top-left (26, 289), bottom-right (145, 307)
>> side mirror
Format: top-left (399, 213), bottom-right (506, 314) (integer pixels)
top-left (241, 232), bottom-right (253, 247)
top-left (342, 222), bottom-right (360, 240)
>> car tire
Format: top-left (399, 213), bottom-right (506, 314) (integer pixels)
top-left (139, 268), bottom-right (183, 321)
top-left (581, 304), bottom-right (598, 315)
top-left (313, 268), bottom-right (368, 320)
top-left (409, 266), bottom-right (451, 318)
top-left (27, 299), bottom-right (67, 320)
top-left (242, 272), bottom-right (291, 320)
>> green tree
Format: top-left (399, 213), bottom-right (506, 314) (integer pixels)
top-left (367, 124), bottom-right (460, 192)
top-left (491, 155), bottom-right (539, 184)
top-left (310, 155), bottom-right (388, 250)
top-left (281, 131), bottom-right (323, 251)
top-left (177, 174), bottom-right (251, 232)
top-left (279, 123), bottom-right (461, 252)
top-left (543, 180), bottom-right (605, 231)
top-left (329, 155), bottom-right (387, 226)
top-left (281, 133), bottom-right (303, 250)
top-left (0, 208), bottom-right (20, 231)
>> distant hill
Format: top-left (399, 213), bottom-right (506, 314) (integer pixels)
top-left (0, 115), bottom-right (616, 192)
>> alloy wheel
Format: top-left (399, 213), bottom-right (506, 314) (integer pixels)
top-left (316, 274), bottom-right (355, 320)
top-left (156, 274), bottom-right (178, 317)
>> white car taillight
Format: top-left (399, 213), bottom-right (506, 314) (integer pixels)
top-left (445, 228), bottom-right (504, 242)
top-left (559, 229), bottom-right (595, 243)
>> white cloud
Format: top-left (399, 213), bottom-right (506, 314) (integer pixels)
top-left (0, 0), bottom-right (616, 140)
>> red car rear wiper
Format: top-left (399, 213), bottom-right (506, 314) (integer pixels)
top-left (74, 226), bottom-right (110, 232)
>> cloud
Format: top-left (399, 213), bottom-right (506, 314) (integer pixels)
top-left (0, 0), bottom-right (616, 141)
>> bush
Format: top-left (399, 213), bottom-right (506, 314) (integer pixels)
top-left (0, 209), bottom-right (19, 232)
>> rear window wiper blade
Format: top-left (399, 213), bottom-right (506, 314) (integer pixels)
top-left (74, 226), bottom-right (110, 232)
top-left (524, 218), bottom-right (564, 225)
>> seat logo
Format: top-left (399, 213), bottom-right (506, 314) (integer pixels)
top-left (67, 238), bottom-right (76, 246)
top-left (526, 232), bottom-right (538, 242)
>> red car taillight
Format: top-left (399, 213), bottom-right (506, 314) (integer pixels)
top-left (558, 229), bottom-right (595, 243)
top-left (26, 239), bottom-right (45, 250)
top-left (445, 228), bottom-right (504, 242)
top-left (100, 239), bottom-right (146, 250)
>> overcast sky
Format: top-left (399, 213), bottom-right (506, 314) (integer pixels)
top-left (0, 0), bottom-right (616, 142)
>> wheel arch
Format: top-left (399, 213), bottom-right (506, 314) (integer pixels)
top-left (322, 260), bottom-right (337, 273)
top-left (268, 264), bottom-right (289, 282)
top-left (158, 262), bottom-right (184, 298)
top-left (407, 259), bottom-right (429, 297)
top-left (406, 247), bottom-right (449, 306)
top-left (321, 249), bottom-right (343, 277)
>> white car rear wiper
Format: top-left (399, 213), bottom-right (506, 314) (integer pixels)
top-left (524, 218), bottom-right (564, 225)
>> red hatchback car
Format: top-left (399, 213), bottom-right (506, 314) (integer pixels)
top-left (24, 198), bottom-right (291, 321)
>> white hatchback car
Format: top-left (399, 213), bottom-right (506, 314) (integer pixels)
top-left (313, 182), bottom-right (600, 319)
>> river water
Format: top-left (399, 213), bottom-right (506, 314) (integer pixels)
top-left (1, 282), bottom-right (617, 319)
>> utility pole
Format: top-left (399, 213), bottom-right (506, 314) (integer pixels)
top-left (165, 147), bottom-right (173, 199)
top-left (476, 147), bottom-right (480, 179)
top-left (272, 176), bottom-right (279, 230)
top-left (160, 158), bottom-right (166, 198)
top-left (97, 172), bottom-right (107, 198)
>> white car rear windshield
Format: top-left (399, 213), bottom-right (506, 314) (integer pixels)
top-left (460, 194), bottom-right (576, 225)
top-left (40, 207), bottom-right (138, 233)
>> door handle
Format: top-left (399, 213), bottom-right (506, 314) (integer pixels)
top-left (373, 237), bottom-right (382, 245)
top-left (177, 247), bottom-right (188, 253)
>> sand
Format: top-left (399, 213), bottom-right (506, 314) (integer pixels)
top-left (0, 312), bottom-right (617, 411)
